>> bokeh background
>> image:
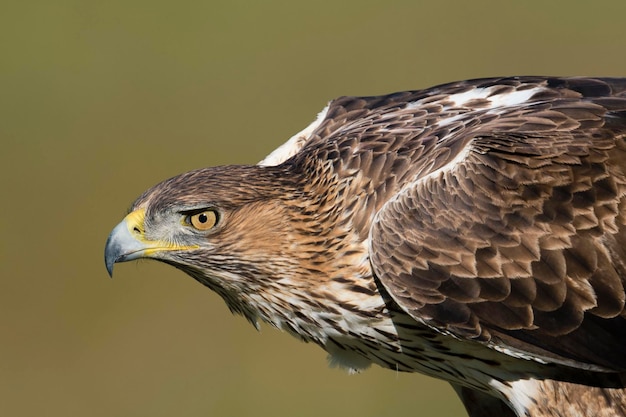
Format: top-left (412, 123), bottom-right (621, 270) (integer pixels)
top-left (2, 1), bottom-right (626, 416)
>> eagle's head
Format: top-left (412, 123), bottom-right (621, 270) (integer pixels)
top-left (104, 164), bottom-right (311, 321)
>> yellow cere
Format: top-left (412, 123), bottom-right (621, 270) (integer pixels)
top-left (124, 208), bottom-right (199, 254)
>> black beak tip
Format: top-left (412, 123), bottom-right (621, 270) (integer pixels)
top-left (106, 261), bottom-right (114, 278)
top-left (104, 234), bottom-right (117, 278)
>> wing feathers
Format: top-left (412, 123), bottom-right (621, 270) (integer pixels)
top-left (362, 77), bottom-right (626, 370)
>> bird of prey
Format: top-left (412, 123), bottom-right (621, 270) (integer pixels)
top-left (105, 76), bottom-right (626, 417)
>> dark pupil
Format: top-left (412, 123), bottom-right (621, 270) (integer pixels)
top-left (198, 213), bottom-right (208, 223)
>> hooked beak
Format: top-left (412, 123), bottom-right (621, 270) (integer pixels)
top-left (104, 209), bottom-right (152, 277)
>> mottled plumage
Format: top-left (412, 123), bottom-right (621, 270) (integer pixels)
top-left (105, 76), bottom-right (626, 416)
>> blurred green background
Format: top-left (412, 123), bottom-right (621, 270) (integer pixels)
top-left (2, 1), bottom-right (626, 416)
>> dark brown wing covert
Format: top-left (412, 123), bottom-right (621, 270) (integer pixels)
top-left (367, 78), bottom-right (626, 371)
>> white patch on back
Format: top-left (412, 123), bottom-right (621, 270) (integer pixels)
top-left (259, 104), bottom-right (330, 166)
top-left (488, 87), bottom-right (541, 108)
top-left (406, 85), bottom-right (545, 112)
top-left (450, 86), bottom-right (544, 109)
top-left (447, 88), bottom-right (494, 107)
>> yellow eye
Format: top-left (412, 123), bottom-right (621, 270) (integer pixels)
top-left (188, 210), bottom-right (218, 231)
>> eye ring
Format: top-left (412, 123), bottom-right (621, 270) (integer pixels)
top-left (186, 209), bottom-right (219, 231)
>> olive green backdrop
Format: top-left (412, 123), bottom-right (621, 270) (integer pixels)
top-left (2, 1), bottom-right (625, 416)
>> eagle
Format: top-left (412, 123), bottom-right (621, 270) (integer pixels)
top-left (105, 76), bottom-right (626, 417)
